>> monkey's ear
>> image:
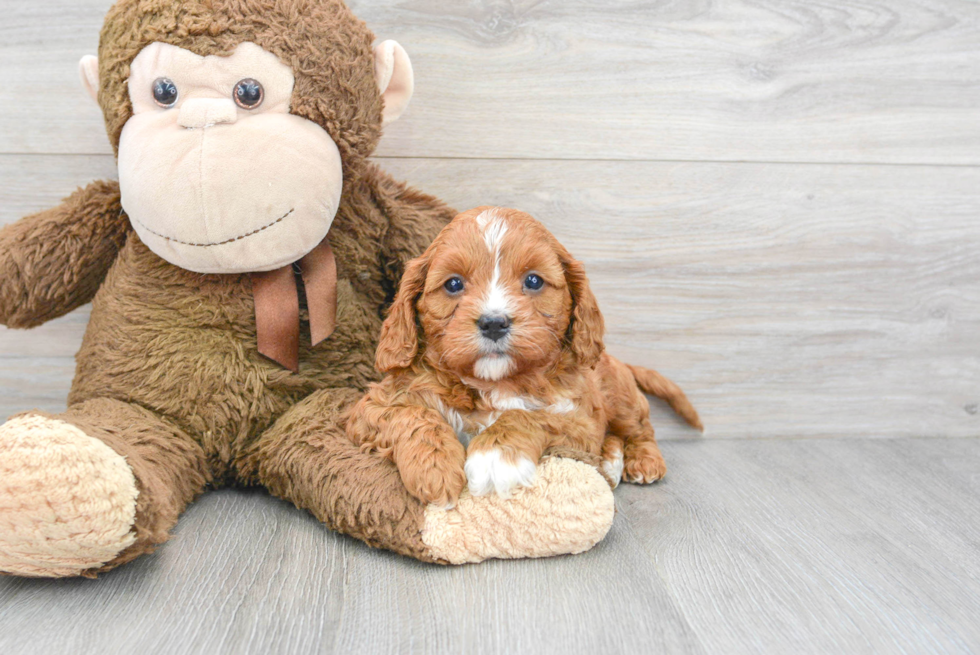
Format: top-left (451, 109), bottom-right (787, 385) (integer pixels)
top-left (78, 55), bottom-right (100, 104)
top-left (374, 40), bottom-right (414, 125)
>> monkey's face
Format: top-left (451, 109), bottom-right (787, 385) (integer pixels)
top-left (115, 42), bottom-right (343, 274)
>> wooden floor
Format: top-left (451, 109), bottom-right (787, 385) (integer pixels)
top-left (1, 438), bottom-right (979, 654)
top-left (1, 0), bottom-right (979, 653)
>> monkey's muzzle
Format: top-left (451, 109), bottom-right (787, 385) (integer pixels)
top-left (118, 109), bottom-right (343, 275)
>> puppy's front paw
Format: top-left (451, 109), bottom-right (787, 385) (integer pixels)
top-left (397, 429), bottom-right (467, 508)
top-left (465, 448), bottom-right (537, 497)
top-left (404, 461), bottom-right (467, 509)
top-left (601, 450), bottom-right (624, 488)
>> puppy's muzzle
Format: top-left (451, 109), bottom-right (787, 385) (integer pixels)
top-left (477, 314), bottom-right (511, 342)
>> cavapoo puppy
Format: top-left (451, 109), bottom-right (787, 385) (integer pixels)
top-left (346, 207), bottom-right (702, 507)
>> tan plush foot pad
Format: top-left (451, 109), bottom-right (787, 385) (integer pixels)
top-left (0, 414), bottom-right (138, 577)
top-left (422, 457), bottom-right (616, 564)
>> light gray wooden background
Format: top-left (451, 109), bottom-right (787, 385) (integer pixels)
top-left (1, 1), bottom-right (978, 653)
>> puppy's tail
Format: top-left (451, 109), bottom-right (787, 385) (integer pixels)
top-left (627, 364), bottom-right (704, 432)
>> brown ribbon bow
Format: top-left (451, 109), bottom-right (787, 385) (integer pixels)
top-left (250, 239), bottom-right (337, 373)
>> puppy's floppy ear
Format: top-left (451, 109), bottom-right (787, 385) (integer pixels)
top-left (562, 252), bottom-right (605, 369)
top-left (376, 255), bottom-right (429, 372)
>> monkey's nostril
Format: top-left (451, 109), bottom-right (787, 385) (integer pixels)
top-left (478, 315), bottom-right (511, 342)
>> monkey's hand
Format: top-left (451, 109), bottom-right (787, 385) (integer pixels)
top-left (0, 180), bottom-right (129, 328)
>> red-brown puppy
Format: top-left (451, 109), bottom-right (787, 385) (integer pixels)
top-left (346, 207), bottom-right (702, 507)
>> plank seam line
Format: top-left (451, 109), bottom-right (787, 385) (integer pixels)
top-left (2, 152), bottom-right (980, 170)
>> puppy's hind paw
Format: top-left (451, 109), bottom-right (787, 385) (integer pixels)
top-left (623, 450), bottom-right (667, 484)
top-left (464, 449), bottom-right (536, 497)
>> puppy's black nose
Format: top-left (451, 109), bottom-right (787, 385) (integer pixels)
top-left (478, 315), bottom-right (511, 342)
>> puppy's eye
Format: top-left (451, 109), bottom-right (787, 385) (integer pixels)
top-left (523, 273), bottom-right (545, 292)
top-left (152, 78), bottom-right (179, 108)
top-left (234, 79), bottom-right (264, 109)
top-left (444, 277), bottom-right (465, 295)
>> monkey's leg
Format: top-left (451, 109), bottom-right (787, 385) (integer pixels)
top-left (237, 388), bottom-right (616, 565)
top-left (0, 399), bottom-right (209, 577)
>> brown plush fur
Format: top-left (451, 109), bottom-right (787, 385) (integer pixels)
top-left (0, 0), bottom-right (460, 570)
top-left (0, 181), bottom-right (127, 328)
top-left (97, 0), bottom-right (385, 177)
top-left (347, 208), bottom-right (702, 506)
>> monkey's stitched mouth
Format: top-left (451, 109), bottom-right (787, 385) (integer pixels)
top-left (132, 208), bottom-right (295, 248)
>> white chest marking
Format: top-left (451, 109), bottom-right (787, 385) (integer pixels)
top-left (433, 389), bottom-right (578, 449)
top-left (486, 391), bottom-right (577, 415)
top-left (547, 398), bottom-right (576, 414)
top-left (486, 390), bottom-right (540, 412)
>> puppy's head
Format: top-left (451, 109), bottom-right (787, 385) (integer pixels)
top-left (376, 207), bottom-right (604, 381)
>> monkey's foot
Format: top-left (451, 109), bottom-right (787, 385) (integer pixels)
top-left (0, 414), bottom-right (138, 577)
top-left (421, 457), bottom-right (615, 564)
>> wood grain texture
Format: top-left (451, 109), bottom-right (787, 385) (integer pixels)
top-left (1, 0), bottom-right (979, 163)
top-left (3, 155), bottom-right (977, 438)
top-left (1, 437), bottom-right (977, 654)
top-left (0, 488), bottom-right (704, 655)
top-left (617, 437), bottom-right (980, 654)
top-left (1, 2), bottom-right (979, 653)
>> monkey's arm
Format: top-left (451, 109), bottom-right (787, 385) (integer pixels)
top-left (0, 180), bottom-right (129, 328)
top-left (370, 165), bottom-right (455, 290)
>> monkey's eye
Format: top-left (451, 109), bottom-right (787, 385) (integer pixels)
top-left (444, 277), bottom-right (465, 295)
top-left (152, 78), bottom-right (179, 108)
top-left (523, 273), bottom-right (545, 292)
top-left (234, 79), bottom-right (264, 109)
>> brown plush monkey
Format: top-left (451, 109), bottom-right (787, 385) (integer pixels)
top-left (0, 0), bottom-right (614, 577)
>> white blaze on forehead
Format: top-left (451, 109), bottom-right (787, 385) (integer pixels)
top-left (478, 209), bottom-right (509, 252)
top-left (475, 209), bottom-right (513, 317)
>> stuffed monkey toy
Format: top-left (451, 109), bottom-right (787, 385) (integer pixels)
top-left (0, 0), bottom-right (615, 576)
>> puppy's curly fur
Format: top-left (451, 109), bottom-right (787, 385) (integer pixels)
top-left (347, 207), bottom-right (702, 506)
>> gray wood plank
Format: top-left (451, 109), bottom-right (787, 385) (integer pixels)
top-left (330, 523), bottom-right (703, 655)
top-left (2, 438), bottom-right (978, 654)
top-left (0, 490), bottom-right (349, 655)
top-left (0, 1), bottom-right (107, 155)
top-left (0, 488), bottom-right (705, 655)
top-left (620, 437), bottom-right (980, 654)
top-left (3, 155), bottom-right (978, 439)
top-left (1, 0), bottom-right (979, 164)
